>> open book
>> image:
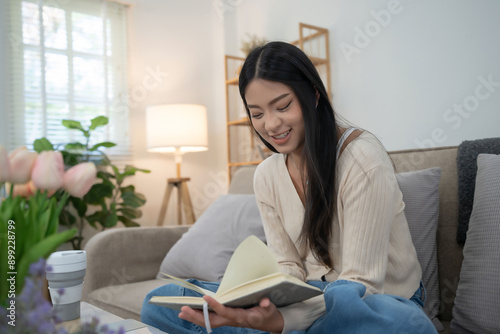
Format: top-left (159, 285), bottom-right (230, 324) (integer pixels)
top-left (149, 235), bottom-right (322, 310)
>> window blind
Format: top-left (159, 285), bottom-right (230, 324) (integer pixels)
top-left (3, 0), bottom-right (130, 157)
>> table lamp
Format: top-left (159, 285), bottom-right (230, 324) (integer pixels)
top-left (146, 104), bottom-right (208, 225)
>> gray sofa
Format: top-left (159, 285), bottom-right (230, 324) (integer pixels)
top-left (83, 145), bottom-right (463, 333)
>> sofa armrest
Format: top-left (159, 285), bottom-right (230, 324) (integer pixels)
top-left (82, 226), bottom-right (189, 299)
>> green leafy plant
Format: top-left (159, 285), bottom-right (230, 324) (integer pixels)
top-left (0, 192), bottom-right (77, 305)
top-left (34, 116), bottom-right (150, 250)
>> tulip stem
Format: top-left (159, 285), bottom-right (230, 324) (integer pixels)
top-left (77, 215), bottom-right (85, 250)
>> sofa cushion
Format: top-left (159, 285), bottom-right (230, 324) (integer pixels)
top-left (86, 279), bottom-right (165, 321)
top-left (451, 154), bottom-right (500, 333)
top-left (157, 194), bottom-right (266, 282)
top-left (456, 137), bottom-right (500, 244)
top-left (396, 167), bottom-right (443, 331)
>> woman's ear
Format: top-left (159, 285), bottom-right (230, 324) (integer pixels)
top-left (315, 87), bottom-right (320, 107)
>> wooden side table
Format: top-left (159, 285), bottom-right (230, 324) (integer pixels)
top-left (156, 178), bottom-right (195, 226)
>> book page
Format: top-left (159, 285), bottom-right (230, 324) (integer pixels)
top-left (217, 235), bottom-right (280, 295)
top-left (149, 296), bottom-right (206, 311)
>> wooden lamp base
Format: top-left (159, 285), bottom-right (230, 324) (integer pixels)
top-left (156, 177), bottom-right (195, 226)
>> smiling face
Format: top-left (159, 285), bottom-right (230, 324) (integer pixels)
top-left (245, 79), bottom-right (305, 156)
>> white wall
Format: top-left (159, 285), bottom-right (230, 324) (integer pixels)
top-left (126, 0), bottom-right (227, 226)
top-left (227, 0), bottom-right (500, 150)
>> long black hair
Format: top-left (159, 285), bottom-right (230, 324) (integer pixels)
top-left (239, 41), bottom-right (338, 268)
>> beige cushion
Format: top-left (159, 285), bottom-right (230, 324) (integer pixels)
top-left (86, 279), bottom-right (166, 321)
top-left (228, 166), bottom-right (257, 194)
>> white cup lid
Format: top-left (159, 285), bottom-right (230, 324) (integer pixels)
top-left (47, 250), bottom-right (87, 273)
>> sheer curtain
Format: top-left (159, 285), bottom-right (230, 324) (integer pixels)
top-left (3, 0), bottom-right (130, 156)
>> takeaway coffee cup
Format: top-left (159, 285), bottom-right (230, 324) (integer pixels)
top-left (46, 250), bottom-right (87, 321)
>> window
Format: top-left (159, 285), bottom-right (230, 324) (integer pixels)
top-left (3, 0), bottom-right (130, 156)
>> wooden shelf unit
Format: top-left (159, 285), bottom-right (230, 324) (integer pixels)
top-left (290, 23), bottom-right (331, 98)
top-left (225, 23), bottom-right (331, 181)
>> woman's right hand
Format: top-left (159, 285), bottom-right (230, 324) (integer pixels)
top-left (179, 296), bottom-right (284, 332)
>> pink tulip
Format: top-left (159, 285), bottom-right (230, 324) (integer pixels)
top-left (11, 181), bottom-right (37, 198)
top-left (8, 147), bottom-right (38, 184)
top-left (63, 162), bottom-right (97, 198)
top-left (31, 151), bottom-right (65, 191)
top-left (0, 145), bottom-right (9, 183)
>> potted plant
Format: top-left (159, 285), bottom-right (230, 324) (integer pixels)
top-left (0, 145), bottom-right (96, 305)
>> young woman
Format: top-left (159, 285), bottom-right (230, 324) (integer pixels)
top-left (141, 42), bottom-right (437, 334)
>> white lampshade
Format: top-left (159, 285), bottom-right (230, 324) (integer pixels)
top-left (146, 104), bottom-right (209, 153)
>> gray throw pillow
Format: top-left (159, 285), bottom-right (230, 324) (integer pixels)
top-left (451, 154), bottom-right (500, 333)
top-left (157, 194), bottom-right (266, 282)
top-left (396, 167), bottom-right (443, 331)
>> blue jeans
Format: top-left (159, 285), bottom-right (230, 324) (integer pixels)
top-left (141, 280), bottom-right (266, 334)
top-left (141, 280), bottom-right (437, 334)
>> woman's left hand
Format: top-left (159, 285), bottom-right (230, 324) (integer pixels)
top-left (178, 295), bottom-right (284, 332)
